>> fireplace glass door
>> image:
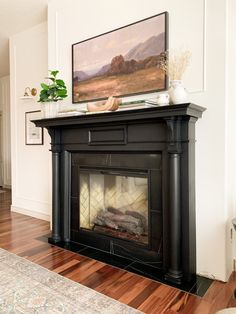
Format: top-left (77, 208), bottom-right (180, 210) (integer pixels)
top-left (79, 169), bottom-right (149, 245)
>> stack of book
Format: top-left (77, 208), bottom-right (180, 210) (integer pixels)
top-left (57, 108), bottom-right (86, 116)
top-left (119, 99), bottom-right (159, 110)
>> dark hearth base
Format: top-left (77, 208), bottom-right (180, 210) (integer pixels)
top-left (42, 234), bottom-right (213, 297)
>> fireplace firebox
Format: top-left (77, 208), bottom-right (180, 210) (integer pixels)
top-left (71, 153), bottom-right (162, 263)
top-left (79, 170), bottom-right (149, 245)
top-left (33, 104), bottom-right (205, 284)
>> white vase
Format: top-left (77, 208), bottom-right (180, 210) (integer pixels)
top-left (41, 102), bottom-right (60, 118)
top-left (168, 80), bottom-right (188, 105)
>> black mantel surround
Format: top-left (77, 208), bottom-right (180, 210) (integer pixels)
top-left (33, 103), bottom-right (205, 285)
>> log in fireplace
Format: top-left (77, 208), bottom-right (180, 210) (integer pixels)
top-left (34, 103), bottom-right (205, 284)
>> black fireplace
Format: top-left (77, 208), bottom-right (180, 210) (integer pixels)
top-left (33, 103), bottom-right (205, 284)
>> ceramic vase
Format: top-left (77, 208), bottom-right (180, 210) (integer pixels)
top-left (168, 80), bottom-right (188, 105)
top-left (41, 102), bottom-right (60, 118)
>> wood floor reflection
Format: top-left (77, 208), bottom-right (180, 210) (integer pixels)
top-left (0, 189), bottom-right (236, 313)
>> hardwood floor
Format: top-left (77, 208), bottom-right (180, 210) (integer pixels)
top-left (0, 189), bottom-right (236, 313)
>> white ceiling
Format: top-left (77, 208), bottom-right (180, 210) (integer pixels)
top-left (0, 0), bottom-right (49, 77)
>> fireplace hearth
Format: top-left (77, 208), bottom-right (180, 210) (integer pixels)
top-left (33, 103), bottom-right (205, 284)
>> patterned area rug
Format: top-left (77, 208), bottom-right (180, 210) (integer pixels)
top-left (0, 248), bottom-right (142, 313)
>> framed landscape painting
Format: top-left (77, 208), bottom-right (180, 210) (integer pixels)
top-left (72, 12), bottom-right (168, 103)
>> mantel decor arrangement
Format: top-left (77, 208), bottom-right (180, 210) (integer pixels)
top-left (159, 49), bottom-right (191, 104)
top-left (38, 70), bottom-right (68, 118)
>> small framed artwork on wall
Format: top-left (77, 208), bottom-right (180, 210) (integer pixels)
top-left (25, 111), bottom-right (43, 145)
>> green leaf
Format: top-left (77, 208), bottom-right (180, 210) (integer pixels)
top-left (39, 92), bottom-right (48, 102)
top-left (40, 89), bottom-right (47, 95)
top-left (41, 83), bottom-right (49, 90)
top-left (50, 70), bottom-right (59, 77)
top-left (57, 89), bottom-right (67, 96)
top-left (39, 90), bottom-right (49, 100)
top-left (56, 79), bottom-right (65, 87)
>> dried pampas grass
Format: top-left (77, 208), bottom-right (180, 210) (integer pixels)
top-left (159, 49), bottom-right (191, 81)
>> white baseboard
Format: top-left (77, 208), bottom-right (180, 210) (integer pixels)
top-left (197, 271), bottom-right (227, 282)
top-left (11, 205), bottom-right (50, 222)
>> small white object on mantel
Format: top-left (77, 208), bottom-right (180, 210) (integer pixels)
top-left (156, 93), bottom-right (170, 106)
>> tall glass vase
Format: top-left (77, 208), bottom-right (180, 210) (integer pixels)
top-left (168, 80), bottom-right (188, 105)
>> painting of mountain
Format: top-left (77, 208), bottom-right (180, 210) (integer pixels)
top-left (72, 12), bottom-right (168, 103)
top-left (124, 33), bottom-right (165, 61)
top-left (74, 71), bottom-right (90, 81)
top-left (95, 64), bottom-right (111, 77)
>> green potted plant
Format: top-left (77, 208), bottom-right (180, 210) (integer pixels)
top-left (39, 70), bottom-right (68, 118)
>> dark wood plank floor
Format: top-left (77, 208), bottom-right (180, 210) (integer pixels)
top-left (0, 190), bottom-right (236, 313)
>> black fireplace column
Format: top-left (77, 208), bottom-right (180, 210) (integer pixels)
top-left (48, 128), bottom-right (62, 243)
top-left (164, 117), bottom-right (183, 284)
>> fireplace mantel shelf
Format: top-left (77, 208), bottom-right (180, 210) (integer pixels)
top-left (33, 103), bottom-right (205, 128)
top-left (33, 102), bottom-right (205, 285)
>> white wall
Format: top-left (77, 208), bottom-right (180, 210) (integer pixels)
top-left (192, 0), bottom-right (228, 281)
top-left (0, 75), bottom-right (11, 187)
top-left (10, 22), bottom-right (51, 221)
top-left (226, 0), bottom-right (236, 275)
top-left (47, 0), bottom-right (235, 281)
